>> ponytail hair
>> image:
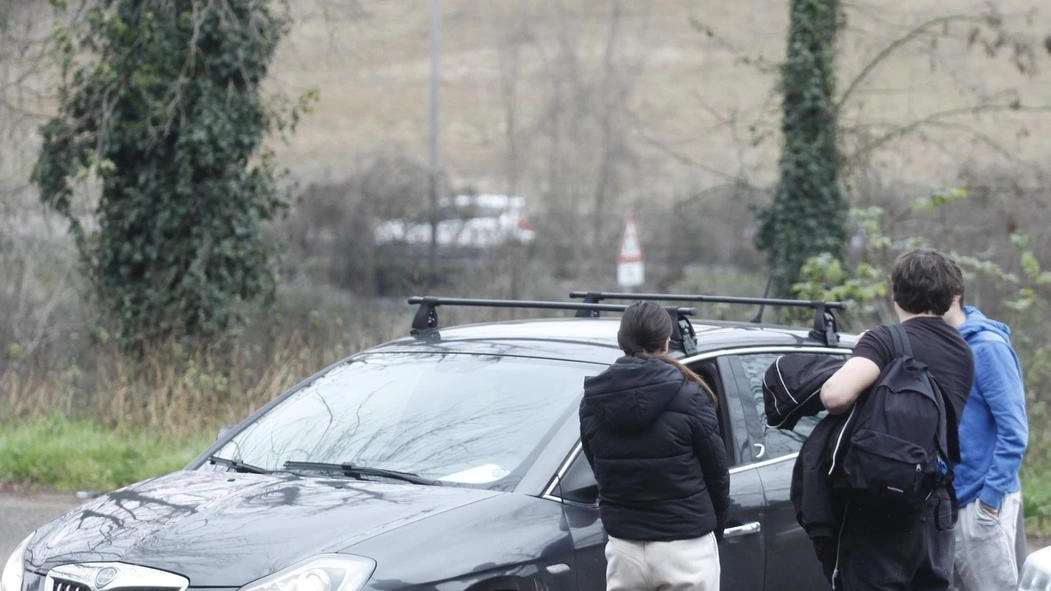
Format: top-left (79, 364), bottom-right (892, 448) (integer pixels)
top-left (639, 351), bottom-right (719, 409)
top-left (618, 301), bottom-right (718, 408)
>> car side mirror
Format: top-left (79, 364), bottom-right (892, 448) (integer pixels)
top-left (215, 424), bottom-right (236, 442)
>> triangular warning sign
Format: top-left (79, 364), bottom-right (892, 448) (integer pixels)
top-left (618, 213), bottom-right (643, 264)
top-left (617, 213), bottom-right (645, 288)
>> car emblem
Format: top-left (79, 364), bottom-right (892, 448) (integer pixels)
top-left (95, 567), bottom-right (118, 589)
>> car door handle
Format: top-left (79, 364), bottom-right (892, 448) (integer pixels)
top-left (723, 522), bottom-right (761, 538)
top-left (753, 443), bottom-right (766, 459)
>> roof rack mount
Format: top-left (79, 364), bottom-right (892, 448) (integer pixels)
top-left (568, 290), bottom-right (845, 347)
top-left (407, 296), bottom-right (694, 334)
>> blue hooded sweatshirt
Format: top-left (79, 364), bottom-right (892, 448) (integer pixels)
top-left (953, 306), bottom-right (1029, 509)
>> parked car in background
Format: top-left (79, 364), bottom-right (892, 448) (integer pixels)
top-left (6, 292), bottom-right (1023, 591)
top-left (374, 193), bottom-right (534, 248)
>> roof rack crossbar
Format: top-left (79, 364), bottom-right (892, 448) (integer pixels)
top-left (569, 290), bottom-right (845, 310)
top-left (569, 290), bottom-right (845, 347)
top-left (407, 296), bottom-right (694, 334)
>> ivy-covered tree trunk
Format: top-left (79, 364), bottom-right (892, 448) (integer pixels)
top-left (756, 0), bottom-right (847, 298)
top-left (34, 0), bottom-right (299, 347)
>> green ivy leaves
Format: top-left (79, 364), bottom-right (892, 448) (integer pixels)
top-left (34, 0), bottom-right (303, 349)
top-left (756, 0), bottom-right (847, 298)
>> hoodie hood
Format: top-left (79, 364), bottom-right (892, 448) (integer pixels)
top-left (582, 356), bottom-right (685, 433)
top-left (959, 305), bottom-right (1012, 344)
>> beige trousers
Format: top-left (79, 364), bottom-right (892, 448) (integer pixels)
top-left (953, 491), bottom-right (1022, 591)
top-left (605, 533), bottom-right (720, 591)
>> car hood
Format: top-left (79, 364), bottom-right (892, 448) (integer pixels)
top-left (27, 469), bottom-right (497, 586)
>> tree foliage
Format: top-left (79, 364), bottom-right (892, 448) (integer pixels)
top-left (34, 0), bottom-right (303, 347)
top-left (756, 0), bottom-right (847, 297)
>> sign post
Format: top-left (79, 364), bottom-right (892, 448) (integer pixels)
top-left (617, 213), bottom-right (645, 289)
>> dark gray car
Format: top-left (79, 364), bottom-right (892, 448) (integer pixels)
top-left (4, 294), bottom-right (860, 591)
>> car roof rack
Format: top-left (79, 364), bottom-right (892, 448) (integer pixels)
top-left (407, 296), bottom-right (699, 353)
top-left (569, 290), bottom-right (846, 347)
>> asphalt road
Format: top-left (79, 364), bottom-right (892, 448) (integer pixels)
top-left (0, 493), bottom-right (83, 560)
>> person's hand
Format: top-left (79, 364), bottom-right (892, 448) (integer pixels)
top-left (979, 500), bottom-right (1000, 517)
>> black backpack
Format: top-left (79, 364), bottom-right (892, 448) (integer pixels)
top-left (832, 324), bottom-right (956, 508)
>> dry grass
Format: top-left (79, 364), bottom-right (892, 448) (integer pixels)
top-left (0, 298), bottom-right (406, 437)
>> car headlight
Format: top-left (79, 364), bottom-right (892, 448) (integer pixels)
top-left (1020, 545), bottom-right (1051, 591)
top-left (1, 532), bottom-right (34, 591)
top-left (239, 555), bottom-right (375, 591)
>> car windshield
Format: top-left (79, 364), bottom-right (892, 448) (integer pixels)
top-left (212, 353), bottom-right (597, 490)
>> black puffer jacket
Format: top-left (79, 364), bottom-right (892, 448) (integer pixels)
top-left (579, 356), bottom-right (730, 541)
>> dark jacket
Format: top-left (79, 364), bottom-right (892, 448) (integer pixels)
top-left (579, 356), bottom-right (730, 541)
top-left (792, 412), bottom-right (849, 582)
top-left (764, 353), bottom-right (848, 582)
top-left (763, 353), bottom-right (842, 429)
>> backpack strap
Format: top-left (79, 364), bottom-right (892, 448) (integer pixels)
top-left (889, 323), bottom-right (960, 469)
top-left (888, 323), bottom-right (912, 358)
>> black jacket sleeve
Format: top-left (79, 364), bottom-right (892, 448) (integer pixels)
top-left (579, 398), bottom-right (596, 469)
top-left (690, 385), bottom-right (730, 532)
top-left (791, 414), bottom-right (847, 584)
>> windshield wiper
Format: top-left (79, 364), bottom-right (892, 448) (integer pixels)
top-left (283, 461), bottom-right (439, 486)
top-left (208, 455), bottom-right (270, 474)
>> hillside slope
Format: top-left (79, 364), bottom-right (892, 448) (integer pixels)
top-left (271, 0), bottom-right (1051, 198)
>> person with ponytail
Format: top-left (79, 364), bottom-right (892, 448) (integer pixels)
top-left (579, 301), bottom-right (730, 591)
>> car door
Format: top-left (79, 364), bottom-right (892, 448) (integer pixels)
top-left (723, 348), bottom-right (850, 591)
top-left (550, 355), bottom-right (766, 591)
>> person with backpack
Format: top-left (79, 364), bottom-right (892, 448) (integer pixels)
top-left (820, 248), bottom-right (975, 591)
top-left (944, 294), bottom-right (1029, 591)
top-left (579, 301), bottom-right (729, 591)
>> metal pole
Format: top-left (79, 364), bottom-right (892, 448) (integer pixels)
top-left (427, 0), bottom-right (441, 289)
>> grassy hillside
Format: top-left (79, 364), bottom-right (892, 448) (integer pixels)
top-left (270, 0), bottom-right (1051, 196)
top-left (2, 0), bottom-right (1047, 213)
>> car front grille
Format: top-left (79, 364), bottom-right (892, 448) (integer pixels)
top-left (51, 579), bottom-right (90, 591)
top-left (45, 563), bottom-right (189, 591)
top-left (96, 584), bottom-right (182, 588)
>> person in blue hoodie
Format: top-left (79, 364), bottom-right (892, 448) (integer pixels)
top-left (944, 294), bottom-right (1029, 591)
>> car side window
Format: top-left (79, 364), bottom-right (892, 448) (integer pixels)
top-left (736, 352), bottom-right (843, 460)
top-left (556, 450), bottom-right (598, 505)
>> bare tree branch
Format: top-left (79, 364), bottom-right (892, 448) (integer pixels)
top-left (836, 14), bottom-right (989, 112)
top-left (625, 107), bottom-right (752, 186)
top-left (844, 102), bottom-right (1051, 166)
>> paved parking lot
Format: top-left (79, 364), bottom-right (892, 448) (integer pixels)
top-left (0, 493), bottom-right (82, 560)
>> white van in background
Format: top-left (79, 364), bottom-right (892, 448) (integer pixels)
top-left (374, 194), bottom-right (535, 248)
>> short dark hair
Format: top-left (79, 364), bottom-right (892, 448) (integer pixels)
top-left (891, 248), bottom-right (963, 315)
